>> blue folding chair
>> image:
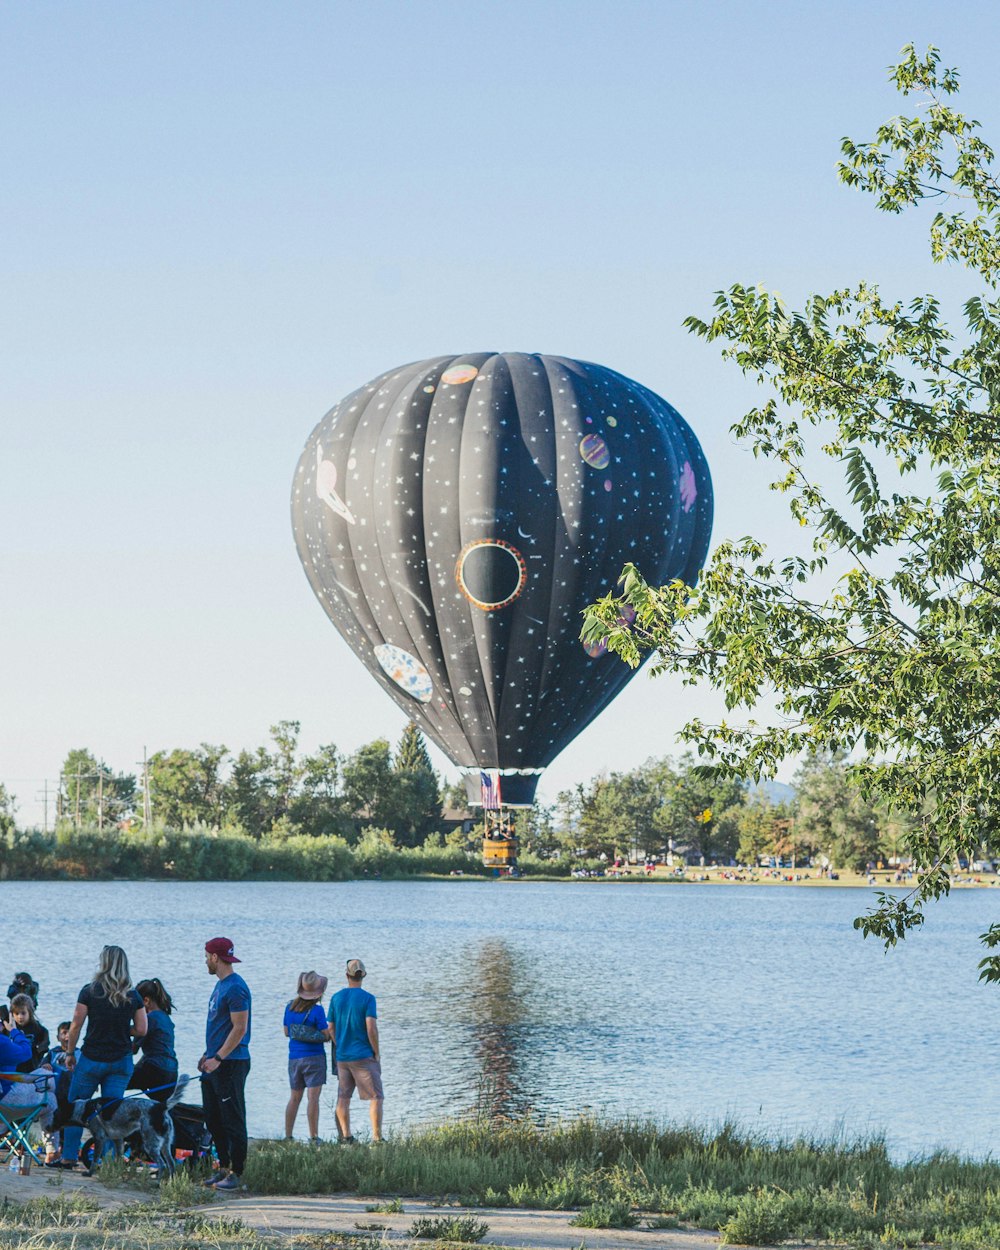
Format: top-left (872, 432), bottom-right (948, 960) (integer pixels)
top-left (0, 1072), bottom-right (56, 1165)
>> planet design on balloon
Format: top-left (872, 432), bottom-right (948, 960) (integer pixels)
top-left (374, 644), bottom-right (433, 703)
top-left (583, 637), bottom-right (608, 658)
top-left (441, 364), bottom-right (479, 386)
top-left (456, 539), bottom-right (527, 611)
top-left (679, 461), bottom-right (698, 513)
top-left (579, 433), bottom-right (611, 469)
top-left (315, 445), bottom-right (356, 525)
top-left (616, 604), bottom-right (637, 626)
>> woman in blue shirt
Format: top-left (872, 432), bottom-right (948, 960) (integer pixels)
top-left (129, 978), bottom-right (179, 1103)
top-left (283, 971), bottom-right (330, 1143)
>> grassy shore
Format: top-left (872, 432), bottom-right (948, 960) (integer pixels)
top-left (237, 1117), bottom-right (1000, 1247)
top-left (4, 1118), bottom-right (999, 1247)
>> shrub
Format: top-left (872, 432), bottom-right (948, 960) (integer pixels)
top-left (569, 1201), bottom-right (640, 1229)
top-left (720, 1188), bottom-right (795, 1245)
top-left (408, 1216), bottom-right (490, 1242)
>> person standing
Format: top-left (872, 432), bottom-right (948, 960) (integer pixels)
top-left (199, 937), bottom-right (251, 1191)
top-left (328, 958), bottom-right (382, 1144)
top-left (282, 971), bottom-right (329, 1143)
top-left (58, 945), bottom-right (147, 1170)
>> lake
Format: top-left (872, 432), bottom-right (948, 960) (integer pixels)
top-left (6, 879), bottom-right (997, 1158)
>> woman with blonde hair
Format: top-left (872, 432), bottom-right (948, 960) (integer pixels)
top-left (55, 946), bottom-right (146, 1170)
top-left (282, 971), bottom-right (330, 1142)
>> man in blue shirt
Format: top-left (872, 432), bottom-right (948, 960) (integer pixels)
top-left (328, 959), bottom-right (382, 1143)
top-left (199, 937), bottom-right (251, 1189)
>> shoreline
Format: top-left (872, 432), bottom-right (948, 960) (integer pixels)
top-left (1, 869), bottom-right (995, 887)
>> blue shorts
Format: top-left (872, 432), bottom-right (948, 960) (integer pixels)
top-left (288, 1053), bottom-right (327, 1090)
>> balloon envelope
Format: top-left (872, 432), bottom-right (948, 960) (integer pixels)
top-left (291, 352), bottom-right (712, 803)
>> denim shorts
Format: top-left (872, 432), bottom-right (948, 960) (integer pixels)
top-left (288, 1052), bottom-right (327, 1090)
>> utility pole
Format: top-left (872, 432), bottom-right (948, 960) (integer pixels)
top-left (34, 780), bottom-right (52, 833)
top-left (97, 767), bottom-right (105, 832)
top-left (75, 770), bottom-right (82, 831)
top-left (141, 747), bottom-right (152, 828)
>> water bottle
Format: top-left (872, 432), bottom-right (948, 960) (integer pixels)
top-left (8, 1154), bottom-right (18, 1173)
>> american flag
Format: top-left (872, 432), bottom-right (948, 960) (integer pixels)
top-left (480, 769), bottom-right (502, 810)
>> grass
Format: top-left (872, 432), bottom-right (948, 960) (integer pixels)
top-left (408, 1215), bottom-right (490, 1242)
top-left (569, 1199), bottom-right (640, 1228)
top-left (243, 1116), bottom-right (1000, 1247)
top-left (0, 1194), bottom-right (273, 1248)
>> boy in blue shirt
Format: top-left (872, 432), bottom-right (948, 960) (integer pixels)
top-left (328, 959), bottom-right (382, 1143)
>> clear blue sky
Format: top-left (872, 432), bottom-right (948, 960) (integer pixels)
top-left (3, 1), bottom-right (998, 825)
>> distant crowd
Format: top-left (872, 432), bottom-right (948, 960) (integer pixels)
top-left (0, 941), bottom-right (383, 1190)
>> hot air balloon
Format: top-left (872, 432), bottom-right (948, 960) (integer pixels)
top-left (291, 352), bottom-right (713, 836)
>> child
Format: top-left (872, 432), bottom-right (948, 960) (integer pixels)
top-left (10, 993), bottom-right (50, 1072)
top-left (47, 1022), bottom-right (76, 1070)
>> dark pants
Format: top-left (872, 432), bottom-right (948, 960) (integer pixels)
top-left (128, 1060), bottom-right (179, 1103)
top-left (202, 1059), bottom-right (250, 1174)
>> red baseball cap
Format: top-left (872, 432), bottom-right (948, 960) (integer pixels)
top-left (205, 937), bottom-right (241, 964)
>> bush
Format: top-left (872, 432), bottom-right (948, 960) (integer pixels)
top-left (408, 1216), bottom-right (490, 1242)
top-left (719, 1188), bottom-right (795, 1245)
top-left (569, 1201), bottom-right (640, 1229)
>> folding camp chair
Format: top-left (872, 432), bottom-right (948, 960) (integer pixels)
top-left (0, 1072), bottom-right (56, 1165)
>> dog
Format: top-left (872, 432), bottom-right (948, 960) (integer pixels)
top-left (52, 1075), bottom-right (190, 1177)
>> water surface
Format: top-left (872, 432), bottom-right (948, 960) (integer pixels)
top-left (7, 879), bottom-right (996, 1157)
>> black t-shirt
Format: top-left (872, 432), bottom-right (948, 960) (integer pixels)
top-left (78, 984), bottom-right (142, 1061)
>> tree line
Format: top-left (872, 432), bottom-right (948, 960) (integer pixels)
top-left (0, 728), bottom-right (937, 874)
top-left (46, 721), bottom-right (443, 847)
top-left (522, 749), bottom-right (916, 871)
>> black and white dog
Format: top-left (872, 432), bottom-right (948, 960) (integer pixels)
top-left (53, 1076), bottom-right (190, 1177)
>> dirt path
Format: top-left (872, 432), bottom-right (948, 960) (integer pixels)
top-left (224, 1193), bottom-right (720, 1250)
top-left (0, 1168), bottom-right (721, 1250)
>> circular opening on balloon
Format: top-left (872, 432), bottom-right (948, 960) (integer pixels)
top-left (455, 540), bottom-right (526, 611)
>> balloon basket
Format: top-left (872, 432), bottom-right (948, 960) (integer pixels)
top-left (482, 809), bottom-right (519, 869)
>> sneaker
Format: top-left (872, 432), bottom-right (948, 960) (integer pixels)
top-left (309, 1137), bottom-right (322, 1146)
top-left (203, 1170), bottom-right (229, 1188)
top-left (214, 1173), bottom-right (244, 1192)
top-left (340, 1135), bottom-right (357, 1145)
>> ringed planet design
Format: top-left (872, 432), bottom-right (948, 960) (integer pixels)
top-left (374, 644), bottom-right (433, 703)
top-left (441, 364), bottom-right (479, 386)
top-left (579, 433), bottom-right (611, 469)
top-left (455, 539), bottom-right (527, 611)
top-left (583, 637), bottom-right (608, 658)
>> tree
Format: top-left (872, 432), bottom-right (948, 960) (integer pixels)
top-left (584, 46), bottom-right (1000, 963)
top-left (147, 744), bottom-right (229, 828)
top-left (392, 724), bottom-right (442, 847)
top-left (793, 751), bottom-right (881, 872)
top-left (291, 742), bottom-right (345, 836)
top-left (341, 739), bottom-right (403, 839)
top-left (735, 795), bottom-right (786, 866)
top-left (58, 748), bottom-right (136, 830)
top-left (269, 720), bottom-right (302, 825)
top-left (517, 803), bottom-right (559, 857)
top-left (0, 785), bottom-right (16, 837)
top-left (662, 755), bottom-right (744, 863)
top-left (225, 747), bottom-right (274, 838)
